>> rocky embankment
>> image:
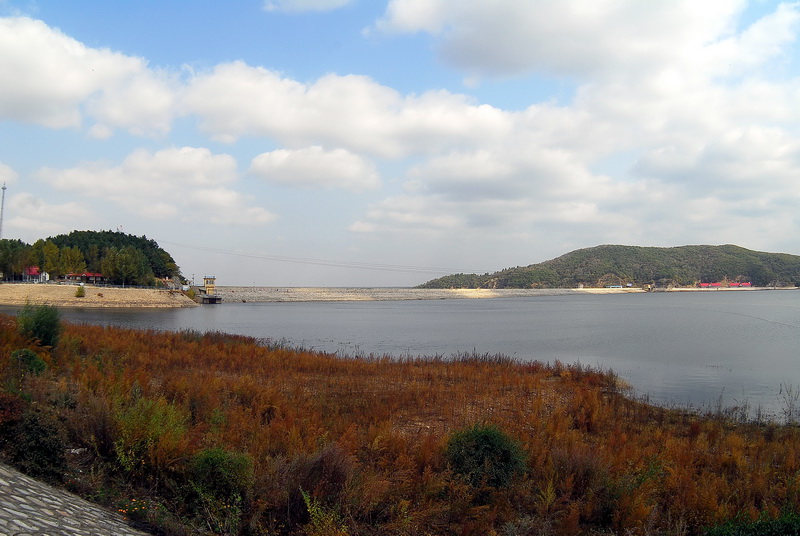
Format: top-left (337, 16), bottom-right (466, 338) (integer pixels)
top-left (0, 283), bottom-right (197, 308)
top-left (216, 286), bottom-right (644, 302)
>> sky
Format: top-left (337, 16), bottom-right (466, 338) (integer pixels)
top-left (1, 0), bottom-right (800, 287)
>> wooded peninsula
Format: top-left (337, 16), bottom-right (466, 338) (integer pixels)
top-left (419, 244), bottom-right (800, 289)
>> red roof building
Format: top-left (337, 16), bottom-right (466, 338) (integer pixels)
top-left (23, 266), bottom-right (48, 282)
top-left (66, 272), bottom-right (106, 284)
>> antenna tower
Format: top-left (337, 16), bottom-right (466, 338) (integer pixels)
top-left (0, 183), bottom-right (6, 240)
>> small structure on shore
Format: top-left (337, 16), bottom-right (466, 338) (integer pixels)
top-left (201, 275), bottom-right (221, 304)
top-left (65, 272), bottom-right (106, 284)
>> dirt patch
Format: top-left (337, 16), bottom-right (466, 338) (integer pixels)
top-left (0, 283), bottom-right (197, 308)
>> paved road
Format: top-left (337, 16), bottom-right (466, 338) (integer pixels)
top-left (0, 463), bottom-right (151, 536)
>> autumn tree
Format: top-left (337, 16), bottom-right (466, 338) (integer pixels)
top-left (42, 240), bottom-right (61, 279)
top-left (59, 246), bottom-right (87, 275)
top-left (101, 246), bottom-right (153, 285)
top-left (28, 239), bottom-right (47, 270)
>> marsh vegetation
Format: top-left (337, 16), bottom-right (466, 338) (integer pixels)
top-left (1, 306), bottom-right (800, 535)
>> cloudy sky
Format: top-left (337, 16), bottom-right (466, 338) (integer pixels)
top-left (1, 1), bottom-right (799, 286)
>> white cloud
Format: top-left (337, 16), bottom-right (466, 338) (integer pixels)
top-left (350, 195), bottom-right (463, 235)
top-left (250, 146), bottom-right (380, 191)
top-left (373, 0), bottom-right (748, 78)
top-left (724, 2), bottom-right (800, 74)
top-left (87, 67), bottom-right (177, 137)
top-left (263, 0), bottom-right (353, 12)
top-left (633, 126), bottom-right (800, 199)
top-left (183, 62), bottom-right (511, 157)
top-left (0, 16), bottom-right (176, 135)
top-left (38, 147), bottom-right (276, 225)
top-left (371, 0), bottom-right (449, 34)
top-left (87, 123), bottom-right (114, 140)
top-left (0, 162), bottom-right (18, 185)
top-left (6, 193), bottom-right (90, 239)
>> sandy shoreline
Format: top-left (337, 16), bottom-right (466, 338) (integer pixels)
top-left (0, 283), bottom-right (791, 308)
top-left (216, 285), bottom-right (796, 303)
top-left (216, 286), bottom-right (646, 303)
top-left (0, 283), bottom-right (197, 308)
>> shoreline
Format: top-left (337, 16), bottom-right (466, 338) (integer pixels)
top-left (216, 286), bottom-right (644, 302)
top-left (1, 283), bottom-right (792, 307)
top-left (0, 283), bottom-right (197, 308)
top-left (216, 285), bottom-right (796, 303)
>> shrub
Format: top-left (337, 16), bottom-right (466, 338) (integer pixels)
top-left (190, 447), bottom-right (254, 504)
top-left (10, 407), bottom-right (67, 482)
top-left (189, 448), bottom-right (253, 535)
top-left (301, 488), bottom-right (348, 536)
top-left (11, 348), bottom-right (47, 376)
top-left (75, 285), bottom-right (86, 298)
top-left (705, 511), bottom-right (800, 535)
top-left (114, 396), bottom-right (188, 477)
top-left (0, 391), bottom-right (27, 445)
top-left (445, 424), bottom-right (527, 488)
top-left (17, 303), bottom-right (62, 348)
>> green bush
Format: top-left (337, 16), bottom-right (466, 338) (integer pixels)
top-left (301, 488), bottom-right (348, 536)
top-left (189, 447), bottom-right (253, 535)
top-left (190, 447), bottom-right (254, 503)
top-left (17, 303), bottom-right (62, 348)
top-left (75, 285), bottom-right (86, 297)
top-left (11, 348), bottom-right (47, 376)
top-left (705, 511), bottom-right (800, 535)
top-left (114, 396), bottom-right (188, 477)
top-left (0, 391), bottom-right (27, 444)
top-left (445, 424), bottom-right (527, 488)
top-left (10, 408), bottom-right (67, 482)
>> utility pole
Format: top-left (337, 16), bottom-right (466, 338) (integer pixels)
top-left (0, 183), bottom-right (6, 240)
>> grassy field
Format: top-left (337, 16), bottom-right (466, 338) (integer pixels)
top-left (1, 310), bottom-right (800, 535)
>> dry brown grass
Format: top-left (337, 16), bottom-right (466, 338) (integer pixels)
top-left (1, 317), bottom-right (798, 535)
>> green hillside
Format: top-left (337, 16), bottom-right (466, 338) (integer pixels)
top-left (0, 230), bottom-right (181, 285)
top-left (418, 244), bottom-right (800, 289)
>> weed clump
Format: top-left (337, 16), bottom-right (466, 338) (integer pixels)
top-left (17, 303), bottom-right (61, 347)
top-left (190, 447), bottom-right (253, 504)
top-left (12, 348), bottom-right (47, 376)
top-left (9, 407), bottom-right (67, 482)
top-left (705, 510), bottom-right (800, 535)
top-left (189, 447), bottom-right (253, 535)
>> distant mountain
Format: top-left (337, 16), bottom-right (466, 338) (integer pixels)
top-left (417, 245), bottom-right (800, 289)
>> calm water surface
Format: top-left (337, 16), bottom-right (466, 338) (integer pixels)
top-left (5, 290), bottom-right (799, 417)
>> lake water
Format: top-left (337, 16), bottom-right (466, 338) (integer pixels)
top-left (4, 290), bottom-right (799, 419)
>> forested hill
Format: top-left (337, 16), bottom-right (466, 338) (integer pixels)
top-left (0, 230), bottom-right (182, 285)
top-left (418, 245), bottom-right (800, 289)
top-left (48, 230), bottom-right (180, 280)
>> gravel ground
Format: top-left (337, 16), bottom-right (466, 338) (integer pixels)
top-left (216, 286), bottom-right (644, 303)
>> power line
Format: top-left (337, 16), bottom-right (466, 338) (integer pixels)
top-left (157, 239), bottom-right (487, 275)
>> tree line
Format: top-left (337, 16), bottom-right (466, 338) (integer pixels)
top-left (0, 230), bottom-right (181, 286)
